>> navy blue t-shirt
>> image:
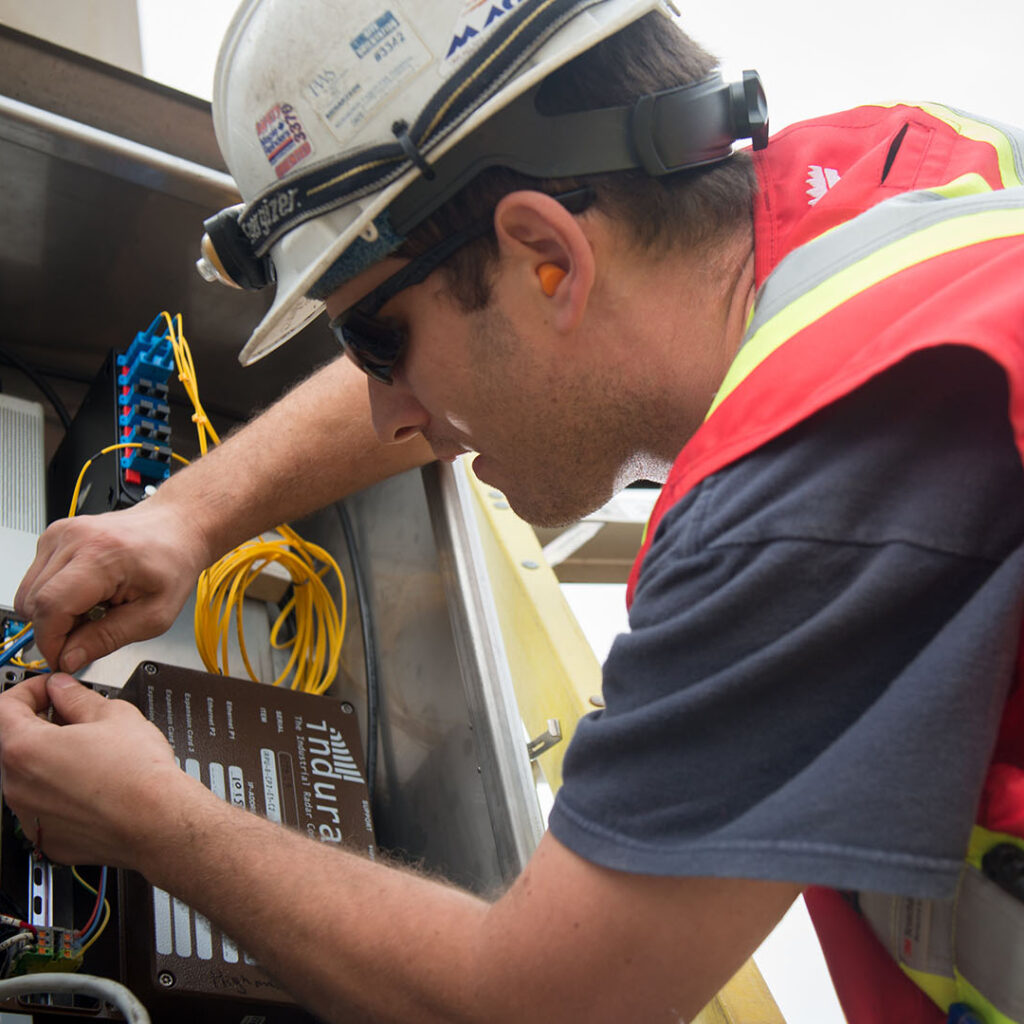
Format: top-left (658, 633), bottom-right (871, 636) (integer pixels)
top-left (549, 346), bottom-right (1024, 899)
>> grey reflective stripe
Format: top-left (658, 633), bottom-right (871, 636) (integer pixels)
top-left (957, 866), bottom-right (1024, 1021)
top-left (947, 105), bottom-right (1024, 187)
top-left (859, 867), bottom-right (1024, 1021)
top-left (859, 889), bottom-right (955, 977)
top-left (744, 186), bottom-right (1024, 345)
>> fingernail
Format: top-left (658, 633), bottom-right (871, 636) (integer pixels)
top-left (62, 649), bottom-right (85, 674)
top-left (48, 673), bottom-right (75, 690)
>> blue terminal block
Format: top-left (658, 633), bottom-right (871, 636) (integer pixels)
top-left (117, 316), bottom-right (176, 486)
top-left (120, 441), bottom-right (172, 482)
top-left (2, 619), bottom-right (27, 644)
top-left (117, 318), bottom-right (175, 389)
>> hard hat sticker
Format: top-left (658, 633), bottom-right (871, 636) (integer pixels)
top-left (256, 103), bottom-right (315, 180)
top-left (441, 0), bottom-right (529, 77)
top-left (303, 6), bottom-right (432, 144)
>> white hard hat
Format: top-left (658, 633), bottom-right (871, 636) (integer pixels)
top-left (199, 0), bottom-right (767, 365)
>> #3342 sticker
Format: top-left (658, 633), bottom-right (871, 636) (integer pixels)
top-left (301, 5), bottom-right (432, 143)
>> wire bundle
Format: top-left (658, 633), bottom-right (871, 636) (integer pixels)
top-left (71, 865), bottom-right (110, 956)
top-left (194, 525), bottom-right (346, 695)
top-left (0, 865), bottom-right (108, 977)
top-left (160, 313), bottom-right (348, 694)
top-left (0, 625), bottom-right (37, 669)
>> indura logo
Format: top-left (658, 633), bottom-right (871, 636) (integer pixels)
top-left (445, 0), bottom-right (527, 61)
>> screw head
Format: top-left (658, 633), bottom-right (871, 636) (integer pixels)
top-left (143, 663), bottom-right (158, 676)
top-left (340, 702), bottom-right (354, 714)
top-left (157, 971), bottom-right (175, 988)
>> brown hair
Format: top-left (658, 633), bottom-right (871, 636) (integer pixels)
top-left (396, 12), bottom-right (757, 310)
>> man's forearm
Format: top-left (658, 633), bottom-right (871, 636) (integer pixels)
top-left (153, 355), bottom-right (433, 564)
top-left (144, 776), bottom-right (486, 1024)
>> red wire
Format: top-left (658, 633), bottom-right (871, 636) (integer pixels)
top-left (75, 876), bottom-right (103, 940)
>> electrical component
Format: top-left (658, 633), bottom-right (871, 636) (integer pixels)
top-left (48, 319), bottom-right (179, 520)
top-left (0, 622), bottom-right (38, 670)
top-left (8, 927), bottom-right (83, 976)
top-left (118, 661), bottom-right (372, 1023)
top-left (116, 321), bottom-right (174, 485)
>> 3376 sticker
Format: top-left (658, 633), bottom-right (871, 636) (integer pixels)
top-left (256, 102), bottom-right (314, 180)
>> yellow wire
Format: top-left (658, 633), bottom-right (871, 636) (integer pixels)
top-left (2, 623), bottom-right (30, 645)
top-left (68, 443), bottom-right (190, 518)
top-left (70, 866), bottom-right (111, 956)
top-left (160, 313), bottom-right (347, 695)
top-left (0, 623), bottom-right (31, 653)
top-left (2, 609), bottom-right (43, 670)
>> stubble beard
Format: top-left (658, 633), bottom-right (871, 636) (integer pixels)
top-left (466, 301), bottom-right (659, 528)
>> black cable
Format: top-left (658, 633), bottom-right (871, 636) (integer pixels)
top-left (335, 503), bottom-right (380, 810)
top-left (0, 344), bottom-right (73, 431)
top-left (0, 356), bottom-right (245, 430)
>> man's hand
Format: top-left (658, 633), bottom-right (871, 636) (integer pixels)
top-left (0, 674), bottom-right (191, 867)
top-left (15, 502), bottom-right (210, 674)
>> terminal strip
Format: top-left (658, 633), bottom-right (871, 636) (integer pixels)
top-left (117, 320), bottom-right (175, 486)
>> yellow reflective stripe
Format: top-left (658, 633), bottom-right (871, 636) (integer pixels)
top-left (878, 100), bottom-right (1024, 189)
top-left (708, 205), bottom-right (1024, 418)
top-left (956, 971), bottom-right (1020, 1024)
top-left (898, 941), bottom-right (1024, 1024)
top-left (930, 172), bottom-right (995, 199)
top-left (898, 962), bottom-right (958, 1013)
top-left (966, 825), bottom-right (1024, 872)
top-left (959, 826), bottom-right (1024, 1023)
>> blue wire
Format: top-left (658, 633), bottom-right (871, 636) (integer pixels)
top-left (0, 629), bottom-right (34, 668)
top-left (75, 866), bottom-right (108, 948)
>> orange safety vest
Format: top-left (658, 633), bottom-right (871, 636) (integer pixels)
top-left (626, 104), bottom-right (1024, 1023)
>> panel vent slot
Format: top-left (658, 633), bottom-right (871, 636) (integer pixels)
top-left (0, 394), bottom-right (45, 533)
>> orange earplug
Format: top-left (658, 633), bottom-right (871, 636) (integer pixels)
top-left (537, 263), bottom-right (566, 296)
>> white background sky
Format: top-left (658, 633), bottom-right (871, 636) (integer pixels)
top-left (133, 3), bottom-right (1023, 1021)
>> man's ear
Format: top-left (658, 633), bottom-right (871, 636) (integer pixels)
top-left (492, 190), bottom-right (595, 333)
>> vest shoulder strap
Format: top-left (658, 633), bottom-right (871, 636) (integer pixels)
top-left (628, 182), bottom-right (1024, 605)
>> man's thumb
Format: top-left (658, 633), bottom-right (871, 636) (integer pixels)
top-left (46, 674), bottom-right (106, 723)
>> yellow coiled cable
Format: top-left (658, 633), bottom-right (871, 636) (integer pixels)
top-left (162, 312), bottom-right (347, 694)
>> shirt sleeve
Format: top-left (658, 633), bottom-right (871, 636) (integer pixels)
top-left (548, 346), bottom-right (1024, 899)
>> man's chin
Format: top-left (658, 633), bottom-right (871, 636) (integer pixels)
top-left (471, 455), bottom-right (605, 529)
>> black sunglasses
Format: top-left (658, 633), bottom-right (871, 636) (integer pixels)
top-left (328, 187), bottom-right (594, 384)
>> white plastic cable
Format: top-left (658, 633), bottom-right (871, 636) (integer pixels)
top-left (0, 972), bottom-right (150, 1023)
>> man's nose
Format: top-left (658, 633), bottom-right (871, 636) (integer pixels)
top-left (368, 376), bottom-right (429, 444)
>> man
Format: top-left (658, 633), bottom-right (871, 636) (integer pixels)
top-left (4, 1), bottom-right (1024, 1021)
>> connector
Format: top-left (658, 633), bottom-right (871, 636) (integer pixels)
top-left (120, 442), bottom-right (172, 482)
top-left (1, 619), bottom-right (28, 645)
top-left (9, 928), bottom-right (83, 976)
top-left (116, 323), bottom-right (174, 389)
top-left (114, 318), bottom-right (176, 485)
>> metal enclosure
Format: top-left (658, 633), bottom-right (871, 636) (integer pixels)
top-left (0, 25), bottom-right (542, 897)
